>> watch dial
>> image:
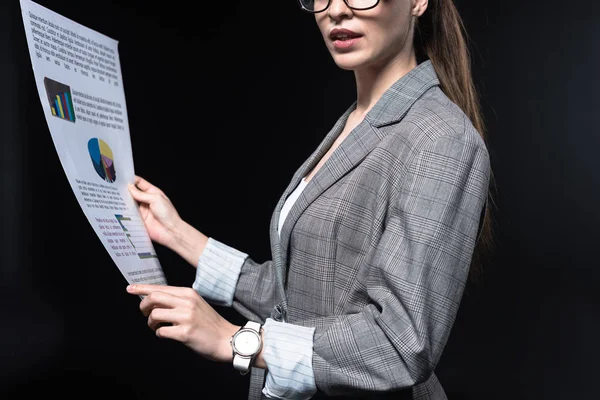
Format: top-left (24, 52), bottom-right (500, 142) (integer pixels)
top-left (235, 331), bottom-right (259, 355)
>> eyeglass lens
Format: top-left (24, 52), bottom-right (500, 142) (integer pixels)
top-left (300, 0), bottom-right (379, 12)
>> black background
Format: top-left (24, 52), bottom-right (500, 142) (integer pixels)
top-left (1, 0), bottom-right (599, 399)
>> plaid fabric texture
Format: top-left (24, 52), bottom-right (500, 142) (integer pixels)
top-left (232, 60), bottom-right (491, 399)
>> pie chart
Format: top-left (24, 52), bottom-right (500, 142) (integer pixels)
top-left (88, 138), bottom-right (116, 183)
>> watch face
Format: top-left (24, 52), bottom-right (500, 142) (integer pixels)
top-left (233, 330), bottom-right (260, 356)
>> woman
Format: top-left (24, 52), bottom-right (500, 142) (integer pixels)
top-left (126, 0), bottom-right (495, 398)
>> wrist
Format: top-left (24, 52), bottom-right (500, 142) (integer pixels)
top-left (169, 220), bottom-right (209, 266)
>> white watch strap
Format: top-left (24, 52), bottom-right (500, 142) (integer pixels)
top-left (233, 353), bottom-right (252, 372)
top-left (245, 320), bottom-right (261, 332)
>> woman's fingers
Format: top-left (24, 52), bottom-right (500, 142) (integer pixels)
top-left (147, 307), bottom-right (184, 331)
top-left (133, 175), bottom-right (163, 194)
top-left (127, 284), bottom-right (206, 338)
top-left (139, 291), bottom-right (173, 316)
top-left (128, 284), bottom-right (195, 298)
top-left (138, 290), bottom-right (185, 316)
top-left (154, 324), bottom-right (179, 339)
top-left (128, 182), bottom-right (156, 204)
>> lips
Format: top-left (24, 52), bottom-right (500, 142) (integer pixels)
top-left (329, 28), bottom-right (362, 41)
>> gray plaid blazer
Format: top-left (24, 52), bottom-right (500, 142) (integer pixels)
top-left (232, 60), bottom-right (491, 399)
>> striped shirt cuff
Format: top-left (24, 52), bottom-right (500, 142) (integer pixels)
top-left (192, 237), bottom-right (248, 307)
top-left (262, 318), bottom-right (317, 400)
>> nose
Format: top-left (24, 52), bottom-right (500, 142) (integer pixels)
top-left (328, 0), bottom-right (353, 20)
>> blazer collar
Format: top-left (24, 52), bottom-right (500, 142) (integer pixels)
top-left (365, 59), bottom-right (440, 127)
top-left (270, 59), bottom-right (440, 297)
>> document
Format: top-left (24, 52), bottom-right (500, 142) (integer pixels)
top-left (19, 0), bottom-right (167, 286)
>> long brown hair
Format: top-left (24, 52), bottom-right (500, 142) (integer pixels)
top-left (414, 0), bottom-right (498, 287)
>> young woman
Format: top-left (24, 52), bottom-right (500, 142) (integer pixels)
top-left (126, 0), bottom-right (495, 398)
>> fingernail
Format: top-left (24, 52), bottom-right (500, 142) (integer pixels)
top-left (127, 285), bottom-right (135, 292)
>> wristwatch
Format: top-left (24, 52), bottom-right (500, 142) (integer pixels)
top-left (230, 321), bottom-right (262, 375)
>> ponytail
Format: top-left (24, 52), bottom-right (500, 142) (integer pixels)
top-left (414, 0), bottom-right (498, 287)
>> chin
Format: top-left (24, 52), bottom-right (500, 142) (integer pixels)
top-left (331, 54), bottom-right (365, 71)
top-left (335, 63), bottom-right (356, 71)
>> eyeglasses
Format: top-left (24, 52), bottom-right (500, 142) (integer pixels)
top-left (297, 0), bottom-right (381, 13)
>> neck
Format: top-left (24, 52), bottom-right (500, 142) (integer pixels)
top-left (352, 49), bottom-right (418, 118)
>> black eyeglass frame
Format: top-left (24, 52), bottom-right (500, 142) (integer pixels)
top-left (297, 0), bottom-right (381, 13)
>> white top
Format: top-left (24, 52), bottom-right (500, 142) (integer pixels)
top-left (278, 176), bottom-right (309, 236)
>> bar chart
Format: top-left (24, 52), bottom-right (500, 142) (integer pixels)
top-left (115, 214), bottom-right (158, 259)
top-left (43, 77), bottom-right (76, 122)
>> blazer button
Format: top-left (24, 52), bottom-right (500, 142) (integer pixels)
top-left (272, 304), bottom-right (283, 322)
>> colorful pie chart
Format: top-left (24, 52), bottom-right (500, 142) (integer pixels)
top-left (88, 138), bottom-right (116, 183)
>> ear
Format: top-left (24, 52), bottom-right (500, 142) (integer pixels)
top-left (412, 0), bottom-right (429, 17)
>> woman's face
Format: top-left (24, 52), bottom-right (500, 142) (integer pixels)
top-left (314, 0), bottom-right (428, 71)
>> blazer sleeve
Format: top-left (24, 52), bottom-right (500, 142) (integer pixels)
top-left (232, 256), bottom-right (283, 323)
top-left (192, 238), bottom-right (282, 323)
top-left (297, 131), bottom-right (491, 396)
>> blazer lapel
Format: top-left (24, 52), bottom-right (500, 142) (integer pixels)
top-left (278, 116), bottom-right (384, 276)
top-left (268, 103), bottom-right (357, 292)
top-left (271, 59), bottom-right (441, 295)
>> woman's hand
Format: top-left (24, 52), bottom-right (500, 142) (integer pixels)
top-left (128, 176), bottom-right (209, 265)
top-left (127, 284), bottom-right (240, 363)
top-left (128, 176), bottom-right (182, 249)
